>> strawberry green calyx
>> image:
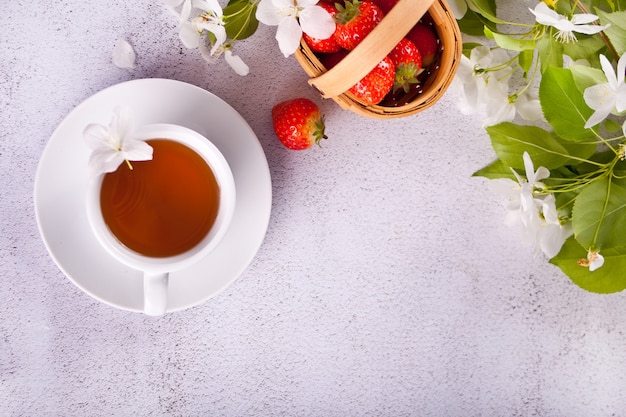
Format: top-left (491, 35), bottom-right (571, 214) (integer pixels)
top-left (334, 0), bottom-right (363, 25)
top-left (313, 115), bottom-right (328, 146)
top-left (393, 63), bottom-right (424, 94)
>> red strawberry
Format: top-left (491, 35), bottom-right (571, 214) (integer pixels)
top-left (333, 0), bottom-right (384, 50)
top-left (406, 22), bottom-right (439, 67)
top-left (303, 3), bottom-right (341, 53)
top-left (349, 56), bottom-right (395, 105)
top-left (388, 38), bottom-right (423, 93)
top-left (271, 98), bottom-right (327, 150)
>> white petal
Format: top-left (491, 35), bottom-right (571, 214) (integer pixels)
top-left (111, 105), bottom-right (133, 141)
top-left (83, 123), bottom-right (110, 149)
top-left (570, 13), bottom-right (600, 25)
top-left (112, 39), bottom-right (136, 69)
top-left (122, 139), bottom-right (154, 161)
top-left (529, 3), bottom-right (560, 26)
top-left (599, 54), bottom-right (618, 90)
top-left (589, 253), bottom-right (605, 271)
top-left (88, 148), bottom-right (125, 176)
top-left (571, 23), bottom-right (610, 35)
top-left (194, 0), bottom-right (223, 16)
top-left (618, 52), bottom-right (626, 86)
top-left (539, 223), bottom-right (570, 258)
top-left (296, 0), bottom-right (320, 7)
top-left (275, 16), bottom-right (302, 57)
top-left (516, 96), bottom-right (543, 121)
top-left (180, 0), bottom-right (193, 21)
top-left (470, 45), bottom-right (494, 68)
top-left (299, 6), bottom-right (335, 40)
top-left (179, 21), bottom-right (200, 48)
top-left (206, 25), bottom-right (227, 55)
top-left (256, 0), bottom-right (282, 26)
top-left (585, 105), bottom-right (613, 128)
top-left (447, 0), bottom-right (467, 19)
top-left (584, 83), bottom-right (615, 110)
top-left (224, 50), bottom-right (250, 75)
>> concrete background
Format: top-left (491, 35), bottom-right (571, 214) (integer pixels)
top-left (2, 0), bottom-right (626, 416)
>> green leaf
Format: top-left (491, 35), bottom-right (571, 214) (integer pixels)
top-left (597, 9), bottom-right (626, 56)
top-left (462, 42), bottom-right (484, 56)
top-left (223, 0), bottom-right (258, 40)
top-left (569, 65), bottom-right (605, 91)
top-left (550, 237), bottom-right (626, 294)
top-left (472, 159), bottom-right (517, 180)
top-left (484, 28), bottom-right (536, 51)
top-left (486, 123), bottom-right (596, 170)
top-left (468, 0), bottom-right (505, 23)
top-left (539, 67), bottom-right (597, 142)
top-left (562, 35), bottom-right (607, 67)
top-left (537, 35), bottom-right (563, 73)
top-left (457, 10), bottom-right (494, 36)
top-left (572, 177), bottom-right (626, 250)
top-left (518, 49), bottom-right (535, 75)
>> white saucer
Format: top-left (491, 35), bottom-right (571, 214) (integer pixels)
top-left (34, 79), bottom-right (272, 313)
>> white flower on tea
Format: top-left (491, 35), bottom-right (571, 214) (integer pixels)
top-left (583, 52), bottom-right (626, 129)
top-left (112, 38), bottom-right (136, 69)
top-left (529, 2), bottom-right (610, 44)
top-left (83, 106), bottom-right (153, 176)
top-left (578, 250), bottom-right (605, 271)
top-left (451, 46), bottom-right (510, 116)
top-left (256, 0), bottom-right (335, 57)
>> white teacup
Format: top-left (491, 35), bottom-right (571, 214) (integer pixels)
top-left (86, 124), bottom-right (236, 316)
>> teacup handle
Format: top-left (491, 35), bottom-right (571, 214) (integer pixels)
top-left (144, 272), bottom-right (169, 316)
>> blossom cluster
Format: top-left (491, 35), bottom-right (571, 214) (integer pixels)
top-left (452, 0), bottom-right (626, 289)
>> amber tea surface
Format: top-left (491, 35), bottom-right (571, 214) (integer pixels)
top-left (100, 139), bottom-right (220, 258)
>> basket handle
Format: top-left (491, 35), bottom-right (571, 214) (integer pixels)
top-left (309, 0), bottom-right (436, 98)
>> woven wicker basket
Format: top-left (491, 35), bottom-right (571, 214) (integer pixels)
top-left (294, 0), bottom-right (462, 119)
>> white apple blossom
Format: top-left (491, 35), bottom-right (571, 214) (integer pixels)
top-left (583, 52), bottom-right (626, 128)
top-left (491, 152), bottom-right (568, 257)
top-left (83, 106), bottom-right (153, 176)
top-left (451, 45), bottom-right (511, 116)
top-left (529, 2), bottom-right (610, 43)
top-left (256, 0), bottom-right (335, 57)
top-left (178, 0), bottom-right (227, 55)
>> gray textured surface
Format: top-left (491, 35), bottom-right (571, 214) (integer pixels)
top-left (2, 0), bottom-right (626, 416)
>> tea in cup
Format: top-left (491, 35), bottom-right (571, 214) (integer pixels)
top-left (86, 124), bottom-right (236, 315)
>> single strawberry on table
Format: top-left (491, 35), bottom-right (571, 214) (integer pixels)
top-left (333, 0), bottom-right (384, 50)
top-left (348, 56), bottom-right (395, 105)
top-left (271, 98), bottom-right (327, 150)
top-left (303, 2), bottom-right (341, 53)
top-left (388, 37), bottom-right (423, 93)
